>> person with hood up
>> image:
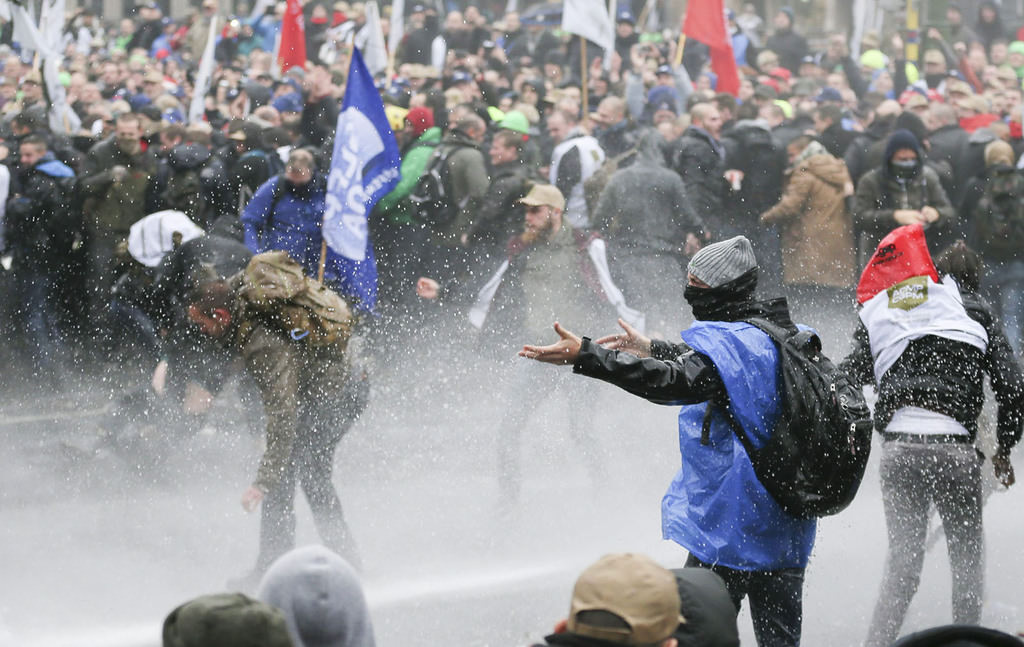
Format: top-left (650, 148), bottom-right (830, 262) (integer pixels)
top-left (761, 135), bottom-right (855, 351)
top-left (840, 228), bottom-right (1023, 647)
top-left (961, 140), bottom-right (1024, 354)
top-left (521, 236), bottom-right (816, 647)
top-left (976, 1), bottom-right (1006, 54)
top-left (765, 7), bottom-right (808, 75)
top-left (853, 129), bottom-right (956, 260)
top-left (592, 130), bottom-right (704, 336)
top-left (258, 545), bottom-right (375, 647)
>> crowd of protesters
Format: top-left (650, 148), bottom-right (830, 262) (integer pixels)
top-left (4, 0), bottom-right (1024, 645)
top-left (3, 0), bottom-right (1024, 385)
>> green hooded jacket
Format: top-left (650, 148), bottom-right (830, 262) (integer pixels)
top-left (377, 126), bottom-right (442, 225)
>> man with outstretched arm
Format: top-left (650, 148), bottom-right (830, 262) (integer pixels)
top-left (520, 236), bottom-right (815, 647)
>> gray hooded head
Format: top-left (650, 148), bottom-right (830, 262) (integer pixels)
top-left (257, 546), bottom-right (375, 647)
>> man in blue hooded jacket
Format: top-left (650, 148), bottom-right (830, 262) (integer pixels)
top-left (241, 148), bottom-right (373, 314)
top-left (521, 235), bottom-right (816, 647)
top-left (5, 135), bottom-right (77, 384)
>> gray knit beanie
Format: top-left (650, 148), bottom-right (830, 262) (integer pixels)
top-left (687, 236), bottom-right (757, 288)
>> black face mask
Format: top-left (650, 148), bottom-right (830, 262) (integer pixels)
top-left (286, 179), bottom-right (313, 198)
top-left (684, 268), bottom-right (759, 321)
top-left (925, 73), bottom-right (945, 88)
top-left (889, 159), bottom-right (918, 179)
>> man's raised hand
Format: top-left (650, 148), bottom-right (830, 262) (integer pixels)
top-left (519, 322), bottom-right (583, 365)
top-left (595, 318), bottom-right (652, 357)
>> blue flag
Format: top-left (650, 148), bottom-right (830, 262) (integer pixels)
top-left (322, 47), bottom-right (401, 313)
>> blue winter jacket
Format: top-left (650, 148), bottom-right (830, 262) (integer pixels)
top-left (242, 174), bottom-right (326, 264)
top-left (662, 320), bottom-right (817, 571)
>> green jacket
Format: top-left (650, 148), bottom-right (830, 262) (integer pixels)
top-left (79, 136), bottom-right (157, 235)
top-left (225, 279), bottom-right (352, 492)
top-left (377, 126), bottom-right (442, 224)
top-left (435, 130), bottom-right (489, 242)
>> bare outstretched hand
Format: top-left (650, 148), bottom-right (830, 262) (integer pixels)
top-left (519, 322), bottom-right (583, 365)
top-left (595, 318), bottom-right (652, 358)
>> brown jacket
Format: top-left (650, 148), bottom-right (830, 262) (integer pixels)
top-left (226, 275), bottom-right (352, 492)
top-left (760, 153), bottom-right (856, 288)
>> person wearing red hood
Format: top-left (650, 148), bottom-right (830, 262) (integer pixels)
top-left (840, 226), bottom-right (1023, 647)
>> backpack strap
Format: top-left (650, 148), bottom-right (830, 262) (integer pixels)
top-left (265, 175), bottom-right (286, 230)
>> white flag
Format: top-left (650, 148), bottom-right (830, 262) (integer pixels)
top-left (37, 0), bottom-right (63, 54)
top-left (388, 0), bottom-right (404, 60)
top-left (430, 34), bottom-right (446, 71)
top-left (189, 16), bottom-right (219, 124)
top-left (356, 1), bottom-right (387, 76)
top-left (561, 0), bottom-right (614, 58)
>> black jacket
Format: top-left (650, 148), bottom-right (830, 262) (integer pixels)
top-left (840, 288), bottom-right (1024, 451)
top-left (723, 120), bottom-right (786, 227)
top-left (573, 298), bottom-right (797, 405)
top-left (467, 161), bottom-right (528, 254)
top-left (817, 122), bottom-right (856, 159)
top-left (669, 126), bottom-right (726, 237)
top-left (765, 27), bottom-right (808, 74)
top-left (844, 115), bottom-right (895, 185)
top-left (928, 123), bottom-right (971, 204)
top-left (6, 156), bottom-right (78, 270)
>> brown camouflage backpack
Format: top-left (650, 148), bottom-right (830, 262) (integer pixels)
top-left (238, 250), bottom-right (353, 350)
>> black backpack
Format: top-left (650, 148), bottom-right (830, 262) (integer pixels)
top-left (716, 317), bottom-right (873, 519)
top-left (409, 143), bottom-right (467, 228)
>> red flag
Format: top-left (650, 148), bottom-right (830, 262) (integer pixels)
top-left (278, 0), bottom-right (306, 73)
top-left (682, 0), bottom-right (740, 96)
top-left (856, 224), bottom-right (939, 304)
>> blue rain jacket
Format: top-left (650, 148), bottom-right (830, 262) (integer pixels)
top-left (661, 320), bottom-right (817, 570)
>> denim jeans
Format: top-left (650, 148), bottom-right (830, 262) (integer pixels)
top-left (864, 441), bottom-right (984, 647)
top-left (983, 259), bottom-right (1024, 355)
top-left (13, 263), bottom-right (66, 380)
top-left (685, 554), bottom-right (805, 647)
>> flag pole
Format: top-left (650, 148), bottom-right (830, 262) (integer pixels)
top-left (318, 239), bottom-right (327, 282)
top-left (580, 37), bottom-right (588, 118)
top-left (674, 34), bottom-right (686, 67)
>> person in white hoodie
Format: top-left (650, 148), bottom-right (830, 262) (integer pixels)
top-left (257, 546), bottom-right (376, 647)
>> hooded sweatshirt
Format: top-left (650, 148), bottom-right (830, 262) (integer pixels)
top-left (852, 128), bottom-right (956, 254)
top-left (761, 145), bottom-right (855, 288)
top-left (257, 546), bottom-right (376, 647)
top-left (592, 130), bottom-right (703, 253)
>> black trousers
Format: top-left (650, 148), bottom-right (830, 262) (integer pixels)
top-left (685, 553), bottom-right (805, 647)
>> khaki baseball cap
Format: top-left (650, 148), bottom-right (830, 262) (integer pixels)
top-left (519, 183), bottom-right (565, 211)
top-left (946, 79), bottom-right (972, 97)
top-left (566, 553), bottom-right (685, 645)
top-left (904, 93), bottom-right (929, 110)
top-left (923, 49), bottom-right (945, 65)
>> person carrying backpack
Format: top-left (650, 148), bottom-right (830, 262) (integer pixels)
top-left (186, 250), bottom-right (368, 590)
top-left (839, 227), bottom-right (1023, 647)
top-left (520, 235), bottom-right (826, 647)
top-left (962, 140), bottom-right (1024, 354)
